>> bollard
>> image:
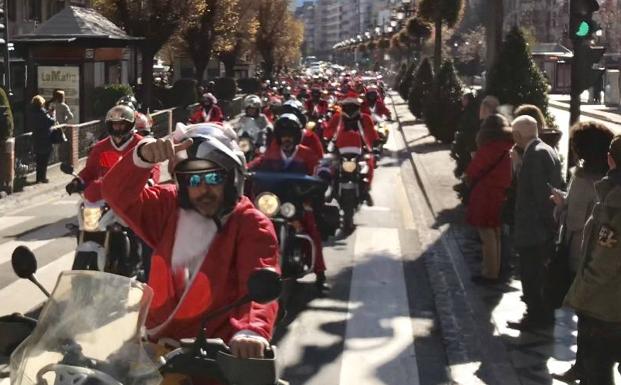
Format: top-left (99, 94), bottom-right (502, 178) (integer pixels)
top-left (0, 137), bottom-right (15, 194)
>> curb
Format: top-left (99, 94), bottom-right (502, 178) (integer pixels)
top-left (388, 91), bottom-right (521, 385)
top-left (549, 99), bottom-right (621, 125)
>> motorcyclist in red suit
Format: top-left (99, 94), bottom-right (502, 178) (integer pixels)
top-left (304, 88), bottom-right (329, 119)
top-left (101, 123), bottom-right (279, 363)
top-left (247, 114), bottom-right (330, 293)
top-left (65, 105), bottom-right (161, 201)
top-left (361, 86), bottom-right (392, 121)
top-left (325, 92), bottom-right (379, 206)
top-left (189, 92), bottom-right (224, 123)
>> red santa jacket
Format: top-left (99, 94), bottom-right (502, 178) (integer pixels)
top-left (248, 142), bottom-right (319, 175)
top-left (189, 105), bottom-right (224, 123)
top-left (78, 134), bottom-right (160, 202)
top-left (305, 99), bottom-right (329, 117)
top-left (302, 130), bottom-right (324, 159)
top-left (324, 113), bottom-right (379, 154)
top-left (362, 100), bottom-right (392, 120)
top-left (101, 150), bottom-right (280, 342)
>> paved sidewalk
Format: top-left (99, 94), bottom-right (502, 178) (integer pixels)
top-left (389, 91), bottom-right (585, 385)
top-left (549, 93), bottom-right (621, 126)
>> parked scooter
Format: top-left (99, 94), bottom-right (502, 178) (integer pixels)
top-left (60, 163), bottom-right (145, 280)
top-left (4, 246), bottom-right (286, 385)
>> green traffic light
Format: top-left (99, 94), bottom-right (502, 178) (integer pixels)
top-left (576, 21), bottom-right (590, 37)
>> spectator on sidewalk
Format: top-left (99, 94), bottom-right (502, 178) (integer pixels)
top-left (465, 114), bottom-right (514, 284)
top-left (564, 134), bottom-right (621, 385)
top-left (48, 89), bottom-right (74, 124)
top-left (30, 95), bottom-right (56, 184)
top-left (550, 121), bottom-right (614, 383)
top-left (508, 115), bottom-right (563, 331)
top-left (479, 95), bottom-right (499, 122)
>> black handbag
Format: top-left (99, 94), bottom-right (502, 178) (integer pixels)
top-left (545, 211), bottom-right (573, 309)
top-left (50, 127), bottom-right (67, 144)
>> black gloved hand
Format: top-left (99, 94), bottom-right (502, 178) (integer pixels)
top-left (65, 178), bottom-right (82, 195)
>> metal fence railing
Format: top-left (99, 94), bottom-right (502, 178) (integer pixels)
top-left (13, 98), bottom-right (242, 185)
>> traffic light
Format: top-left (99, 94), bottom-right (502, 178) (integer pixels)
top-left (574, 44), bottom-right (605, 93)
top-left (570, 0), bottom-right (600, 40)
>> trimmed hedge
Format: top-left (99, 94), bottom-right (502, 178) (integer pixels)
top-left (213, 77), bottom-right (237, 101)
top-left (93, 84), bottom-right (134, 118)
top-left (0, 87), bottom-right (14, 140)
top-left (425, 60), bottom-right (464, 144)
top-left (237, 78), bottom-right (262, 94)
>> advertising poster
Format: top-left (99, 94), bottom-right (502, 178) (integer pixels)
top-left (37, 66), bottom-right (80, 123)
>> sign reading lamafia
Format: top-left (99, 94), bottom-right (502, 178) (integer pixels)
top-left (38, 66), bottom-right (80, 123)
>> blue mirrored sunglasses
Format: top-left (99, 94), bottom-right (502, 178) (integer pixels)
top-left (179, 170), bottom-right (226, 187)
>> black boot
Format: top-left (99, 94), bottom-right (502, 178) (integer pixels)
top-left (315, 272), bottom-right (330, 294)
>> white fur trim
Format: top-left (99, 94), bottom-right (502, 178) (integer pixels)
top-left (132, 137), bottom-right (157, 169)
top-left (110, 135), bottom-right (136, 151)
top-left (230, 330), bottom-right (270, 347)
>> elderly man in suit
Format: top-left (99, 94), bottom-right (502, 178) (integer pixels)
top-left (508, 115), bottom-right (563, 330)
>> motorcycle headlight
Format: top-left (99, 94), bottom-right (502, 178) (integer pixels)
top-left (255, 193), bottom-right (280, 217)
top-left (280, 202), bottom-right (296, 219)
top-left (83, 207), bottom-right (102, 232)
top-left (342, 160), bottom-right (357, 173)
top-left (239, 138), bottom-right (252, 153)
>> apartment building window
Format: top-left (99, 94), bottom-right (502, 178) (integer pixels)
top-left (26, 0), bottom-right (42, 21)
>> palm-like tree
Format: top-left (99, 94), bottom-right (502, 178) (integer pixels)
top-left (419, 0), bottom-right (464, 72)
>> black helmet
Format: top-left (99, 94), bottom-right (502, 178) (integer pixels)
top-left (116, 95), bottom-right (139, 111)
top-left (273, 114), bottom-right (303, 146)
top-left (280, 99), bottom-right (307, 127)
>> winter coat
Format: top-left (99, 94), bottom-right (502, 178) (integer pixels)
top-left (565, 171), bottom-right (621, 322)
top-left (465, 138), bottom-right (513, 227)
top-left (78, 134), bottom-right (160, 202)
top-left (102, 148), bottom-right (279, 342)
top-left (31, 106), bottom-right (56, 154)
top-left (513, 138), bottom-right (563, 248)
top-left (305, 99), bottom-right (329, 117)
top-left (49, 101), bottom-right (74, 124)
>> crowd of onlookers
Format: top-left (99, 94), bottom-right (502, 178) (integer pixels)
top-left (454, 95), bottom-right (621, 385)
top-left (30, 90), bottom-right (74, 184)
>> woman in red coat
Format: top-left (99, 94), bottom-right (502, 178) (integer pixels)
top-left (466, 114), bottom-right (514, 284)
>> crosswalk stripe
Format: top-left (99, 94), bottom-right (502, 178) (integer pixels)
top-left (339, 226), bottom-right (420, 385)
top-left (0, 239), bottom-right (56, 266)
top-left (0, 219), bottom-right (71, 267)
top-left (0, 216), bottom-right (35, 233)
top-left (0, 251), bottom-right (73, 315)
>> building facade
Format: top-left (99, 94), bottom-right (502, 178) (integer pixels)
top-left (504, 0), bottom-right (569, 45)
top-left (8, 0), bottom-right (92, 37)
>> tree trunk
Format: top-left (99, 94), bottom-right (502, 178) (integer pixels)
top-left (263, 60), bottom-right (275, 81)
top-left (486, 0), bottom-right (504, 74)
top-left (434, 18), bottom-right (442, 73)
top-left (141, 46), bottom-right (156, 110)
top-left (221, 53), bottom-right (236, 78)
top-left (194, 57), bottom-right (209, 83)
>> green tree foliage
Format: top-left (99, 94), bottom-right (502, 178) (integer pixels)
top-left (93, 84), bottom-right (134, 118)
top-left (398, 61), bottom-right (417, 100)
top-left (425, 60), bottom-right (464, 143)
top-left (94, 0), bottom-right (193, 108)
top-left (408, 57), bottom-right (434, 119)
top-left (0, 87), bottom-right (14, 140)
top-left (485, 27), bottom-right (551, 122)
top-left (419, 0), bottom-right (464, 72)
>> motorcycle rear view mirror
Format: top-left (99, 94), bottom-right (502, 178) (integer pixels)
top-left (247, 268), bottom-right (282, 304)
top-left (11, 246), bottom-right (50, 297)
top-left (60, 163), bottom-right (74, 175)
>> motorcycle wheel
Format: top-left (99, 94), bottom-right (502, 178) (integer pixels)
top-left (340, 189), bottom-right (357, 232)
top-left (72, 251), bottom-right (98, 271)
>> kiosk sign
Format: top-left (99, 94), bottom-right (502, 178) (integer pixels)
top-left (38, 66), bottom-right (80, 123)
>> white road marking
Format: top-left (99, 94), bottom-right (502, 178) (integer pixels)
top-left (0, 251), bottom-right (73, 314)
top-left (51, 200), bottom-right (78, 206)
top-left (0, 216), bottom-right (35, 233)
top-left (396, 173), bottom-right (417, 231)
top-left (361, 206), bottom-right (391, 212)
top-left (339, 226), bottom-right (420, 385)
top-left (0, 222), bottom-right (71, 266)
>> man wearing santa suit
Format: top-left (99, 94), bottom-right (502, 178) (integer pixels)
top-left (304, 88), bottom-right (329, 120)
top-left (189, 92), bottom-right (224, 123)
top-left (65, 105), bottom-right (160, 202)
top-left (324, 92), bottom-right (380, 206)
top-left (247, 114), bottom-right (330, 293)
top-left (361, 86), bottom-right (392, 121)
top-left (101, 123), bottom-right (279, 360)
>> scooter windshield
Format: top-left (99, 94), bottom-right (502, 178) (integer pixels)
top-left (10, 271), bottom-right (161, 385)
